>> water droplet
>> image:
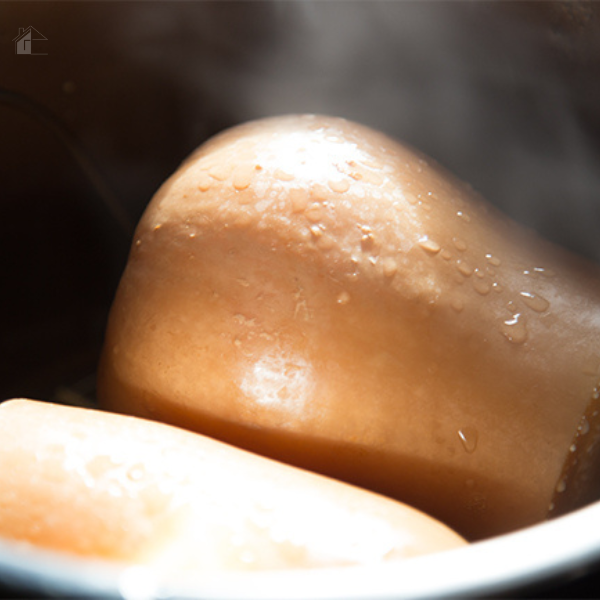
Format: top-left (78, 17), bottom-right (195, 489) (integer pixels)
top-left (127, 465), bottom-right (146, 482)
top-left (451, 298), bottom-right (464, 312)
top-left (135, 239), bottom-right (142, 247)
top-left (309, 225), bottom-right (323, 239)
top-left (381, 257), bottom-right (398, 278)
top-left (500, 313), bottom-right (528, 344)
top-left (492, 282), bottom-right (503, 293)
top-left (274, 168), bottom-right (295, 181)
top-left (441, 250), bottom-right (453, 261)
top-left (418, 236), bottom-right (441, 255)
top-left (456, 260), bottom-right (473, 277)
top-left (519, 291), bottom-right (550, 313)
top-left (337, 291), bottom-right (351, 305)
top-left (316, 233), bottom-right (335, 251)
top-left (533, 267), bottom-right (555, 278)
top-left (197, 171), bottom-right (212, 191)
top-left (405, 193), bottom-right (418, 205)
top-left (305, 203), bottom-right (323, 223)
top-left (570, 444), bottom-right (577, 453)
top-left (578, 415), bottom-right (590, 435)
top-left (361, 233), bottom-right (376, 252)
top-left (485, 254), bottom-right (501, 267)
top-left (593, 386), bottom-right (600, 401)
top-left (453, 238), bottom-right (468, 252)
top-left (473, 280), bottom-right (491, 296)
top-left (232, 165), bottom-right (254, 190)
top-left (311, 184), bottom-right (330, 201)
top-left (209, 163), bottom-right (231, 181)
top-left (328, 178), bottom-right (350, 193)
top-left (474, 268), bottom-right (485, 279)
top-left (556, 478), bottom-right (567, 493)
top-left (458, 427), bottom-right (478, 453)
top-left (457, 211), bottom-right (471, 223)
top-left (506, 300), bottom-right (519, 313)
top-left (289, 188), bottom-right (308, 213)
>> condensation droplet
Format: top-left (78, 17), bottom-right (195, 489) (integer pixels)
top-left (304, 203), bottom-right (323, 223)
top-left (485, 254), bottom-right (501, 267)
top-left (289, 188), bottom-right (308, 213)
top-left (519, 291), bottom-right (550, 313)
top-left (309, 225), bottom-right (323, 239)
top-left (458, 427), bottom-right (478, 453)
top-left (506, 300), bottom-right (519, 313)
top-left (501, 313), bottom-right (528, 344)
top-left (127, 465), bottom-right (146, 482)
top-left (451, 298), bottom-right (464, 312)
top-left (456, 260), bottom-right (473, 277)
top-left (473, 280), bottom-right (491, 296)
top-left (456, 211), bottom-right (471, 223)
top-left (312, 183), bottom-right (330, 201)
top-left (274, 168), bottom-right (295, 182)
top-left (533, 267), bottom-right (556, 278)
top-left (381, 257), bottom-right (398, 278)
top-left (209, 163), bottom-right (231, 181)
top-left (474, 268), bottom-right (485, 279)
top-left (316, 233), bottom-right (335, 251)
top-left (578, 415), bottom-right (590, 435)
top-left (418, 236), bottom-right (441, 255)
top-left (405, 193), bottom-right (418, 205)
top-left (337, 291), bottom-right (351, 305)
top-left (593, 386), bottom-right (600, 401)
top-left (556, 479), bottom-right (567, 493)
top-left (361, 233), bottom-right (376, 252)
top-left (197, 171), bottom-right (212, 192)
top-left (453, 238), bottom-right (467, 252)
top-left (492, 282), bottom-right (503, 293)
top-left (570, 444), bottom-right (577, 453)
top-left (441, 249), bottom-right (453, 261)
top-left (328, 178), bottom-right (350, 193)
top-left (232, 165), bottom-right (254, 190)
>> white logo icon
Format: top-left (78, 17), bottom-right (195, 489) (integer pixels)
top-left (13, 27), bottom-right (48, 55)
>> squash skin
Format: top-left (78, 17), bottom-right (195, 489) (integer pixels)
top-left (98, 114), bottom-right (600, 540)
top-left (0, 399), bottom-right (466, 577)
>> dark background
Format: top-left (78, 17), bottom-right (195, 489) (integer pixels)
top-left (1, 1), bottom-right (600, 597)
